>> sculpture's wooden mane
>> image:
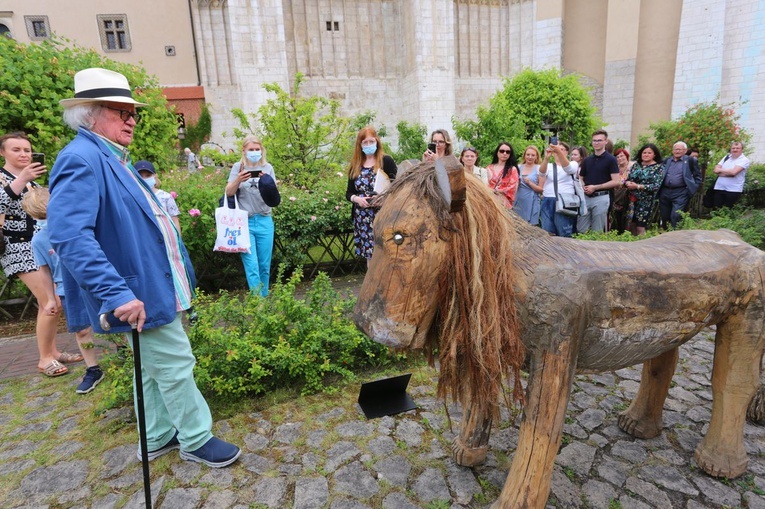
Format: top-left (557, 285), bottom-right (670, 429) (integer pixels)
top-left (381, 166), bottom-right (526, 416)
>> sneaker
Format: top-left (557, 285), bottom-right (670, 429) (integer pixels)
top-left (180, 437), bottom-right (241, 468)
top-left (137, 430), bottom-right (180, 461)
top-left (76, 366), bottom-right (104, 394)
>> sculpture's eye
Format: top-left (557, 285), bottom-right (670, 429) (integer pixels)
top-left (393, 233), bottom-right (405, 245)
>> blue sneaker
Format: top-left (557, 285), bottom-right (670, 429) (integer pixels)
top-left (137, 430), bottom-right (180, 461)
top-left (76, 366), bottom-right (104, 394)
top-left (180, 437), bottom-right (241, 468)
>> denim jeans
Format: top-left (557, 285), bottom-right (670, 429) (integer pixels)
top-left (540, 197), bottom-right (575, 237)
top-left (240, 214), bottom-right (275, 296)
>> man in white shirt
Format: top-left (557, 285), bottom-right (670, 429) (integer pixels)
top-left (712, 141), bottom-right (750, 209)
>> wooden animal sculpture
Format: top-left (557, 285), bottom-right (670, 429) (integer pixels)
top-left (353, 157), bottom-right (765, 509)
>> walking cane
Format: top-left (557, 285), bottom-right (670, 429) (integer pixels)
top-left (100, 313), bottom-right (152, 509)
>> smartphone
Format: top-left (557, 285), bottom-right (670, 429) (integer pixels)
top-left (248, 170), bottom-right (262, 179)
top-left (550, 136), bottom-right (558, 146)
top-left (32, 153), bottom-right (45, 165)
top-left (427, 142), bottom-right (437, 153)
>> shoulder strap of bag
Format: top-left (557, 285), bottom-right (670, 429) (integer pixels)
top-left (552, 162), bottom-right (559, 197)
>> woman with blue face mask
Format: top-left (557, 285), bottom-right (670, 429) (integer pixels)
top-left (225, 136), bottom-right (279, 296)
top-left (345, 126), bottom-right (397, 262)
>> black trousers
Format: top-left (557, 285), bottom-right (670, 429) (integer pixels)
top-left (711, 189), bottom-right (742, 209)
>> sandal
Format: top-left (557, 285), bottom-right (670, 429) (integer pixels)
top-left (57, 351), bottom-right (84, 364)
top-left (39, 360), bottom-right (69, 377)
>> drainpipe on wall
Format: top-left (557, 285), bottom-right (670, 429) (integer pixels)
top-left (187, 0), bottom-right (201, 86)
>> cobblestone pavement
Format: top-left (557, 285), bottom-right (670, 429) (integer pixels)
top-left (1, 330), bottom-right (764, 508)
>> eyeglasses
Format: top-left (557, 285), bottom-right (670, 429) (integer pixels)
top-left (592, 139), bottom-right (606, 144)
top-left (498, 149), bottom-right (511, 154)
top-left (104, 106), bottom-right (141, 124)
top-left (432, 140), bottom-right (447, 145)
top-left (361, 139), bottom-right (376, 146)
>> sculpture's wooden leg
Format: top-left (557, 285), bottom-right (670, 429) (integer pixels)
top-left (746, 352), bottom-right (765, 425)
top-left (617, 347), bottom-right (678, 439)
top-left (492, 341), bottom-right (577, 509)
top-left (695, 314), bottom-right (765, 478)
top-left (452, 405), bottom-right (492, 467)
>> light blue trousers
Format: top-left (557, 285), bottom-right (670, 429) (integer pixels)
top-left (241, 214), bottom-right (274, 297)
top-left (127, 313), bottom-right (212, 451)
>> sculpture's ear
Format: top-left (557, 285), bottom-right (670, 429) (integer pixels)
top-left (435, 155), bottom-right (466, 212)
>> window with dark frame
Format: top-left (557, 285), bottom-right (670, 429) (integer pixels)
top-left (24, 15), bottom-right (50, 40)
top-left (325, 21), bottom-right (340, 32)
top-left (97, 14), bottom-right (131, 52)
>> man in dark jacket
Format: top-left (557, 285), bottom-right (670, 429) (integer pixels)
top-left (658, 141), bottom-right (702, 228)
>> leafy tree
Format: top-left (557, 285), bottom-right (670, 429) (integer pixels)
top-left (637, 100), bottom-right (750, 172)
top-left (229, 74), bottom-right (355, 189)
top-left (228, 74), bottom-right (391, 188)
top-left (0, 35), bottom-right (179, 172)
top-left (453, 68), bottom-right (601, 164)
top-left (390, 121), bottom-right (428, 162)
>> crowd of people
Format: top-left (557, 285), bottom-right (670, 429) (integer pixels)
top-left (0, 67), bottom-right (753, 472)
top-left (416, 128), bottom-right (749, 240)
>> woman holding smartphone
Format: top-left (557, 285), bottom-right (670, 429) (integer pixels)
top-left (225, 136), bottom-right (280, 296)
top-left (0, 131), bottom-right (83, 377)
top-left (422, 129), bottom-right (453, 162)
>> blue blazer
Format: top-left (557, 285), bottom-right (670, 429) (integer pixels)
top-left (661, 155), bottom-right (702, 196)
top-left (49, 128), bottom-right (196, 334)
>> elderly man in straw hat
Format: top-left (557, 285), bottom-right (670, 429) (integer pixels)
top-left (48, 68), bottom-right (241, 467)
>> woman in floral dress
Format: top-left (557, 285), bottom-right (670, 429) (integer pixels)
top-left (345, 127), bottom-right (397, 262)
top-left (624, 143), bottom-right (664, 236)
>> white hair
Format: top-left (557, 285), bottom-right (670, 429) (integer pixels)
top-left (62, 103), bottom-right (103, 131)
top-left (673, 141), bottom-right (688, 150)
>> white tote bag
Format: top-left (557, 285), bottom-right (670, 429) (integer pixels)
top-left (213, 194), bottom-right (251, 253)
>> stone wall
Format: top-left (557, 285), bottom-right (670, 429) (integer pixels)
top-left (195, 0), bottom-right (556, 150)
top-left (673, 0), bottom-right (765, 160)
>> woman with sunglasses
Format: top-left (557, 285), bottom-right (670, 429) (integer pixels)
top-left (422, 129), bottom-right (453, 162)
top-left (487, 142), bottom-right (519, 209)
top-left (459, 147), bottom-right (488, 184)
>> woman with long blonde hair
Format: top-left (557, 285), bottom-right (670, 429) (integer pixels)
top-left (513, 145), bottom-right (545, 225)
top-left (225, 135), bottom-right (280, 295)
top-left (345, 126), bottom-right (397, 261)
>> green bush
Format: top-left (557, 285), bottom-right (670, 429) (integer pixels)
top-left (390, 121), bottom-right (429, 162)
top-left (575, 207), bottom-right (765, 250)
top-left (637, 100), bottom-right (750, 173)
top-left (676, 207), bottom-right (765, 249)
top-left (272, 176), bottom-right (353, 269)
top-left (97, 270), bottom-right (405, 409)
top-left (160, 167), bottom-right (245, 291)
top-left (159, 165), bottom-right (354, 288)
top-left (183, 103), bottom-right (212, 153)
top-left (744, 162), bottom-right (765, 192)
top-left (190, 270), bottom-right (398, 398)
top-left (0, 35), bottom-right (178, 172)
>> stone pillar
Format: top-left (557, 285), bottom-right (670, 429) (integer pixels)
top-left (601, 0), bottom-right (640, 144)
top-left (400, 0), bottom-right (457, 140)
top-left (191, 0), bottom-right (290, 148)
